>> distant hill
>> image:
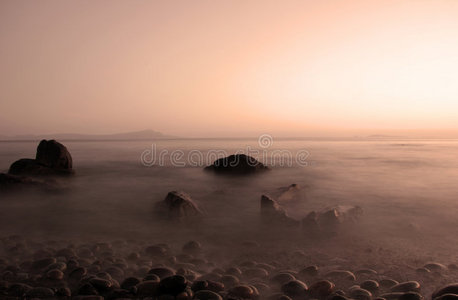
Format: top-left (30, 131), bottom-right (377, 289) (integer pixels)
top-left (366, 134), bottom-right (406, 139)
top-left (0, 129), bottom-right (175, 141)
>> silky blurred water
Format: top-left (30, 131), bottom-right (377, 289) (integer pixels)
top-left (0, 138), bottom-right (457, 261)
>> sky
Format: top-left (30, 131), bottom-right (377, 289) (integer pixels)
top-left (1, 0), bottom-right (458, 137)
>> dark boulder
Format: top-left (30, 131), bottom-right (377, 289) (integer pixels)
top-left (36, 139), bottom-right (72, 169)
top-left (8, 140), bottom-right (73, 176)
top-left (205, 154), bottom-right (269, 175)
top-left (154, 191), bottom-right (204, 222)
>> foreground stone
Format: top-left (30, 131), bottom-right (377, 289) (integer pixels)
top-left (205, 154), bottom-right (269, 175)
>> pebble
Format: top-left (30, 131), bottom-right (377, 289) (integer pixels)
top-left (390, 281), bottom-right (421, 293)
top-left (0, 236), bottom-right (455, 300)
top-left (379, 279), bottom-right (399, 289)
top-left (194, 289), bottom-right (223, 300)
top-left (307, 280), bottom-right (335, 299)
top-left (432, 284), bottom-right (458, 300)
top-left (158, 275), bottom-right (188, 296)
top-left (148, 267), bottom-right (176, 279)
top-left (349, 287), bottom-right (372, 300)
top-left (360, 280), bottom-right (380, 294)
top-left (271, 273), bottom-right (296, 285)
top-left (228, 285), bottom-right (258, 299)
top-left (281, 280), bottom-right (308, 298)
top-left (46, 268), bottom-right (64, 280)
top-left (299, 265), bottom-right (319, 277)
top-left (399, 291), bottom-right (424, 300)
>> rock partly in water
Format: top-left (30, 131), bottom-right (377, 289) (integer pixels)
top-left (8, 140), bottom-right (73, 176)
top-left (154, 191), bottom-right (204, 222)
top-left (205, 154), bottom-right (269, 175)
top-left (260, 195), bottom-right (299, 226)
top-left (273, 184), bottom-right (303, 203)
top-left (302, 205), bottom-right (363, 234)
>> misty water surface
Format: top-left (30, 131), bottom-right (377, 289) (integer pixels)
top-left (0, 139), bottom-right (457, 265)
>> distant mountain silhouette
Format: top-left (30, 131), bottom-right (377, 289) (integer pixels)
top-left (366, 134), bottom-right (405, 139)
top-left (0, 129), bottom-right (175, 141)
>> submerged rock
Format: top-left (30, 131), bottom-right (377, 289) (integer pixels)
top-left (273, 184), bottom-right (303, 203)
top-left (8, 140), bottom-right (73, 176)
top-left (260, 195), bottom-right (299, 226)
top-left (205, 154), bottom-right (269, 175)
top-left (0, 173), bottom-right (57, 193)
top-left (154, 191), bottom-right (204, 222)
top-left (302, 205), bottom-right (363, 234)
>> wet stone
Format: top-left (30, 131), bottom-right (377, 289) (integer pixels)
top-left (399, 292), bottom-right (424, 300)
top-left (379, 279), bottom-right (399, 289)
top-left (144, 274), bottom-right (161, 282)
top-left (228, 285), bottom-right (258, 299)
top-left (415, 268), bottom-right (431, 275)
top-left (380, 292), bottom-right (405, 299)
top-left (7, 283), bottom-right (32, 297)
top-left (121, 276), bottom-right (141, 290)
top-left (390, 281), bottom-right (421, 293)
top-left (56, 287), bottom-right (72, 297)
top-left (136, 280), bottom-right (159, 297)
top-left (360, 280), bottom-right (380, 294)
top-left (349, 287), bottom-right (372, 300)
top-left (299, 265), bottom-right (319, 277)
top-left (424, 263), bottom-right (447, 272)
top-left (182, 241), bottom-right (203, 254)
top-left (25, 286), bottom-right (55, 298)
top-left (268, 294), bottom-right (293, 300)
top-left (432, 284), bottom-right (458, 300)
top-left (221, 275), bottom-right (240, 288)
top-left (244, 267), bottom-right (269, 279)
top-left (307, 280), bottom-right (335, 299)
top-left (148, 267), bottom-right (175, 279)
top-left (194, 289), bottom-right (224, 300)
top-left (31, 257), bottom-right (56, 271)
top-left (271, 273), bottom-right (296, 285)
top-left (46, 268), bottom-right (64, 280)
top-left (281, 280), bottom-right (308, 298)
top-left (433, 295), bottom-right (458, 300)
top-left (158, 275), bottom-right (188, 296)
top-left (325, 271), bottom-right (356, 282)
top-left (78, 283), bottom-right (99, 296)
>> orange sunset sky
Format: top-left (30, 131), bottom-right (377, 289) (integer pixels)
top-left (1, 0), bottom-right (458, 137)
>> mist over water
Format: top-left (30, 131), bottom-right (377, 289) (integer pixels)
top-left (1, 139), bottom-right (457, 239)
top-left (1, 139), bottom-right (458, 292)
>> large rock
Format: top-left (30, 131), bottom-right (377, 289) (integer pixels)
top-left (8, 140), bottom-right (73, 176)
top-left (154, 191), bottom-right (204, 222)
top-left (36, 139), bottom-right (73, 169)
top-left (260, 195), bottom-right (299, 226)
top-left (205, 154), bottom-right (269, 175)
